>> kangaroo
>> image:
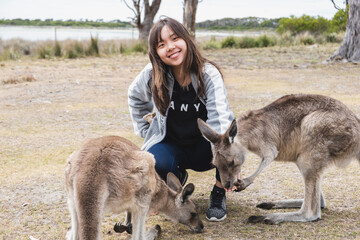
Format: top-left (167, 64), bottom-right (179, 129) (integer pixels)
top-left (198, 93), bottom-right (360, 225)
top-left (65, 135), bottom-right (204, 240)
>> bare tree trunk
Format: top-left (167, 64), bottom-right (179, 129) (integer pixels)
top-left (330, 0), bottom-right (360, 62)
top-left (123, 0), bottom-right (161, 41)
top-left (183, 0), bottom-right (198, 37)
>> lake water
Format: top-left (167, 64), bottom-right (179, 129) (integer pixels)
top-left (0, 26), bottom-right (264, 41)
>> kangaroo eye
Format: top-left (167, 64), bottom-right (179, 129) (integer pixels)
top-left (191, 212), bottom-right (197, 218)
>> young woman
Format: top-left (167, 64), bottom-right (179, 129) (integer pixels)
top-left (128, 17), bottom-right (234, 222)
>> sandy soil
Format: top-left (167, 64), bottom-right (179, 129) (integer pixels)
top-left (1, 44), bottom-right (360, 239)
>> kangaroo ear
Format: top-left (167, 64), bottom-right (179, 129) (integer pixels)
top-left (167, 172), bottom-right (182, 193)
top-left (181, 183), bottom-right (195, 203)
top-left (197, 118), bottom-right (220, 144)
top-left (226, 119), bottom-right (237, 144)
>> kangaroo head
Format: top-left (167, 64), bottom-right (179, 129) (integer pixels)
top-left (166, 173), bottom-right (204, 233)
top-left (197, 118), bottom-right (246, 190)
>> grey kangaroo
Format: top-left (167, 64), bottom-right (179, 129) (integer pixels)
top-left (65, 135), bottom-right (203, 240)
top-left (198, 94), bottom-right (360, 224)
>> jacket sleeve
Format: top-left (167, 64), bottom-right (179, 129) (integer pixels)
top-left (128, 63), bottom-right (154, 138)
top-left (203, 63), bottom-right (234, 134)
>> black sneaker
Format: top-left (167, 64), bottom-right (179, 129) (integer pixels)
top-left (206, 185), bottom-right (227, 222)
top-left (178, 169), bottom-right (188, 186)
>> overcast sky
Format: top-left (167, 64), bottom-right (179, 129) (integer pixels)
top-left (0, 0), bottom-right (341, 22)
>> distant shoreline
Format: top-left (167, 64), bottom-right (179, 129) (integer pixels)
top-left (0, 26), bottom-right (271, 41)
top-left (0, 25), bottom-right (136, 30)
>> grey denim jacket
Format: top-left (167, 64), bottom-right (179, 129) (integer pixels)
top-left (128, 62), bottom-right (234, 151)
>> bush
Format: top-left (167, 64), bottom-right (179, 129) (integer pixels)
top-left (202, 40), bottom-right (220, 50)
top-left (67, 49), bottom-right (77, 59)
top-left (132, 42), bottom-right (147, 53)
top-left (325, 32), bottom-right (343, 43)
top-left (330, 7), bottom-right (348, 32)
top-left (221, 36), bottom-right (237, 48)
top-left (38, 46), bottom-right (53, 59)
top-left (86, 36), bottom-right (99, 56)
top-left (277, 15), bottom-right (330, 35)
top-left (237, 36), bottom-right (257, 48)
top-left (120, 43), bottom-right (130, 54)
top-left (256, 35), bottom-right (276, 47)
top-left (295, 32), bottom-right (315, 45)
top-left (219, 35), bottom-right (277, 49)
top-left (54, 41), bottom-right (62, 57)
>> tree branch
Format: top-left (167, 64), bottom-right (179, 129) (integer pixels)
top-left (331, 0), bottom-right (341, 10)
top-left (122, 0), bottom-right (138, 17)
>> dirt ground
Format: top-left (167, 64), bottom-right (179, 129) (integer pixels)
top-left (1, 44), bottom-right (360, 239)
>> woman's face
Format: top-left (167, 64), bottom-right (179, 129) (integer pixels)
top-left (156, 25), bottom-right (187, 70)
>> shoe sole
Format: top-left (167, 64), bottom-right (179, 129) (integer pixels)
top-left (206, 214), bottom-right (227, 222)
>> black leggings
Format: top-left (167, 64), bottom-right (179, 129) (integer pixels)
top-left (148, 137), bottom-right (221, 182)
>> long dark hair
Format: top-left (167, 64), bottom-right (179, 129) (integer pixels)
top-left (148, 17), bottom-right (222, 116)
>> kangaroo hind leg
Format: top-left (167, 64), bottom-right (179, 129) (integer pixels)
top-left (257, 192), bottom-right (325, 210)
top-left (257, 157), bottom-right (326, 210)
top-left (247, 157), bottom-right (324, 224)
top-left (66, 194), bottom-right (79, 240)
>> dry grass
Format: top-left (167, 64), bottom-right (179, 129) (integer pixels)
top-left (2, 74), bottom-right (36, 85)
top-left (1, 43), bottom-right (360, 239)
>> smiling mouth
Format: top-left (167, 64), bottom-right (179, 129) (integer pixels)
top-left (168, 50), bottom-right (180, 59)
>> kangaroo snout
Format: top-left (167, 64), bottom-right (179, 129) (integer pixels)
top-left (192, 220), bottom-right (204, 233)
top-left (224, 181), bottom-right (231, 189)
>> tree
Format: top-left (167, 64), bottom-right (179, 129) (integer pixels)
top-left (122, 0), bottom-right (161, 41)
top-left (183, 0), bottom-right (201, 37)
top-left (330, 0), bottom-right (360, 62)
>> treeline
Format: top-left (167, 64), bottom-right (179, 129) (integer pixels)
top-left (196, 17), bottom-right (281, 30)
top-left (0, 17), bottom-right (281, 30)
top-left (0, 11), bottom-right (347, 34)
top-left (0, 18), bottom-right (132, 28)
top-left (277, 9), bottom-right (348, 35)
top-left (196, 10), bottom-right (347, 34)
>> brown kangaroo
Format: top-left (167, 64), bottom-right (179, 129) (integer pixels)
top-left (65, 135), bottom-right (203, 240)
top-left (198, 94), bottom-right (360, 224)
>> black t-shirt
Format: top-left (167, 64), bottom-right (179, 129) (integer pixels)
top-left (166, 80), bottom-right (208, 145)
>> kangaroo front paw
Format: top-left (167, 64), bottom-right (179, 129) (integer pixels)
top-left (256, 202), bottom-right (275, 210)
top-left (234, 179), bottom-right (247, 192)
top-left (234, 178), bottom-right (253, 192)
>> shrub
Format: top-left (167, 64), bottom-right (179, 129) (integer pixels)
top-left (330, 7), bottom-right (348, 32)
top-left (296, 32), bottom-right (315, 45)
top-left (131, 42), bottom-right (147, 53)
top-left (256, 35), bottom-right (276, 47)
top-left (221, 36), bottom-right (237, 48)
top-left (86, 36), bottom-right (99, 56)
top-left (277, 31), bottom-right (295, 46)
top-left (277, 15), bottom-right (330, 35)
top-left (54, 41), bottom-right (62, 57)
top-left (120, 43), bottom-right (130, 54)
top-left (38, 46), bottom-right (53, 59)
top-left (237, 36), bottom-right (257, 48)
top-left (325, 32), bottom-right (343, 43)
top-left (67, 49), bottom-right (77, 59)
top-left (0, 49), bottom-right (22, 61)
top-left (202, 40), bottom-right (220, 50)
